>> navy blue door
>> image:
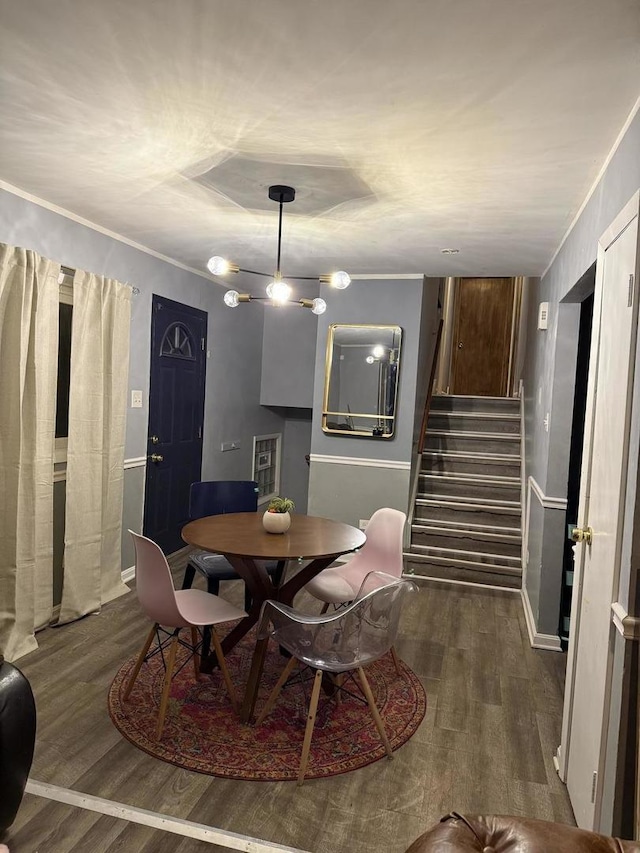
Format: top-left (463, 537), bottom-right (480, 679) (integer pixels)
top-left (143, 295), bottom-right (207, 554)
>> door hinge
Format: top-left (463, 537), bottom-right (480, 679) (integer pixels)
top-left (198, 425), bottom-right (202, 439)
top-left (201, 337), bottom-right (205, 351)
top-left (628, 274), bottom-right (634, 308)
top-left (591, 770), bottom-right (598, 803)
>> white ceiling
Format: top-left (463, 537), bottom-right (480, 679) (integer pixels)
top-left (1, 0), bottom-right (639, 285)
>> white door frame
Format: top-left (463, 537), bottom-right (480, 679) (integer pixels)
top-left (558, 190), bottom-right (640, 831)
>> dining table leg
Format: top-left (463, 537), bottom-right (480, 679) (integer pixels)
top-left (239, 555), bottom-right (337, 723)
top-left (199, 556), bottom-right (273, 675)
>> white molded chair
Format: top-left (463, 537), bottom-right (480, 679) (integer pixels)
top-left (256, 572), bottom-right (418, 784)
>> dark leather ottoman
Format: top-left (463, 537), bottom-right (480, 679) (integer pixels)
top-left (405, 812), bottom-right (640, 852)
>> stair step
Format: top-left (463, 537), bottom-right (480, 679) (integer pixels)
top-left (425, 431), bottom-right (521, 455)
top-left (419, 473), bottom-right (520, 502)
top-left (416, 499), bottom-right (522, 529)
top-left (410, 544), bottom-right (521, 567)
top-left (404, 558), bottom-right (522, 589)
top-left (416, 494), bottom-right (520, 510)
top-left (430, 394), bottom-right (521, 415)
top-left (413, 518), bottom-right (520, 535)
top-left (421, 472), bottom-right (519, 486)
top-left (411, 524), bottom-right (522, 557)
top-left (428, 411), bottom-right (521, 435)
top-left (422, 450), bottom-right (521, 477)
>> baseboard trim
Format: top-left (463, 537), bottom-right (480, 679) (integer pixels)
top-left (25, 779), bottom-right (308, 852)
top-left (309, 453), bottom-right (410, 470)
top-left (521, 587), bottom-right (563, 651)
top-left (122, 565), bottom-right (136, 584)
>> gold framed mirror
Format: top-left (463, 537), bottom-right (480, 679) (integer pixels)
top-left (322, 324), bottom-right (402, 438)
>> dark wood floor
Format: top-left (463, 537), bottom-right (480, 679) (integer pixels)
top-left (5, 555), bottom-right (575, 852)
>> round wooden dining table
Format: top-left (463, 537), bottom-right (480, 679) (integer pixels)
top-left (181, 512), bottom-right (365, 722)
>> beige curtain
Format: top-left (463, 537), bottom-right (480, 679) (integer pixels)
top-left (59, 270), bottom-right (131, 623)
top-left (0, 244), bottom-right (59, 660)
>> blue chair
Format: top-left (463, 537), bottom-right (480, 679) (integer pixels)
top-left (181, 479), bottom-right (284, 614)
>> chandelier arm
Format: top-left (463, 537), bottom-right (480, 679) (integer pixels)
top-left (239, 268), bottom-right (320, 281)
top-left (237, 267), bottom-right (273, 278)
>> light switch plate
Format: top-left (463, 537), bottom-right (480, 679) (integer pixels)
top-left (131, 390), bottom-right (143, 408)
top-left (538, 302), bottom-right (549, 330)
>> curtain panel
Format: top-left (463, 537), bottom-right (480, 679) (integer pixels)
top-left (0, 244), bottom-right (59, 661)
top-left (59, 271), bottom-right (131, 623)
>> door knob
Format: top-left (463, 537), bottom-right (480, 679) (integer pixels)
top-left (571, 526), bottom-right (593, 545)
top-left (457, 342), bottom-right (464, 349)
top-left (149, 435), bottom-right (160, 445)
top-left (148, 453), bottom-right (164, 463)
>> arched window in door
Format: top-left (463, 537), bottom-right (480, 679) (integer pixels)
top-left (160, 322), bottom-right (195, 360)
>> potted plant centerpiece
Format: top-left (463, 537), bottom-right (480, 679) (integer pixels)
top-left (263, 496), bottom-right (295, 534)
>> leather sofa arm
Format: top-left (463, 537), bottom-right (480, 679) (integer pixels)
top-left (0, 657), bottom-right (36, 832)
top-left (405, 813), bottom-right (640, 852)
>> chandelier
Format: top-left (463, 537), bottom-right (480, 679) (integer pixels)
top-left (207, 185), bottom-right (350, 315)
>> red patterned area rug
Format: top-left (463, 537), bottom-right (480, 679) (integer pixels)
top-left (108, 631), bottom-right (426, 782)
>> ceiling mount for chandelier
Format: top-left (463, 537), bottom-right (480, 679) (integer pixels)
top-left (207, 185), bottom-right (350, 315)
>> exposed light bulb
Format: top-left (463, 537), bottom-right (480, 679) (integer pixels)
top-left (268, 280), bottom-right (291, 304)
top-left (223, 290), bottom-right (240, 308)
top-left (208, 256), bottom-right (231, 276)
top-left (330, 270), bottom-right (351, 289)
top-left (366, 355), bottom-right (375, 364)
top-left (311, 298), bottom-right (326, 315)
top-left (372, 345), bottom-right (385, 358)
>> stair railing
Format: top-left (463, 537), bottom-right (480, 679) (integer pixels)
top-left (418, 318), bottom-right (444, 457)
top-left (405, 318), bottom-right (444, 555)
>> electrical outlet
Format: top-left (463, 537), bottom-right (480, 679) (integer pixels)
top-left (359, 519), bottom-right (369, 530)
top-left (131, 390), bottom-right (142, 408)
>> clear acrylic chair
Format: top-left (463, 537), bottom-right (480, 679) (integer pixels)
top-left (255, 572), bottom-right (418, 784)
top-left (126, 531), bottom-right (246, 740)
top-left (303, 508), bottom-right (407, 676)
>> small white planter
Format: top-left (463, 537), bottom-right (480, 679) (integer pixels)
top-left (262, 510), bottom-right (291, 534)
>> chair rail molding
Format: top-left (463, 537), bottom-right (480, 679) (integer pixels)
top-left (124, 456), bottom-right (147, 470)
top-left (611, 602), bottom-right (640, 641)
top-left (308, 454), bottom-right (410, 471)
top-left (528, 475), bottom-right (568, 510)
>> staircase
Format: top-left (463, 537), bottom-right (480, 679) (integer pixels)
top-left (405, 394), bottom-right (523, 588)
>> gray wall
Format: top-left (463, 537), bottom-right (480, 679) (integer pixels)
top-left (522, 108), bottom-right (640, 833)
top-left (308, 277), bottom-right (433, 526)
top-left (523, 109), bottom-right (640, 635)
top-left (0, 188), bottom-right (292, 569)
top-left (310, 278), bottom-right (425, 463)
top-left (280, 412), bottom-right (312, 514)
top-left (260, 286), bottom-right (318, 409)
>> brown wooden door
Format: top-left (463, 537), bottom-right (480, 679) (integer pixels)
top-left (450, 277), bottom-right (514, 396)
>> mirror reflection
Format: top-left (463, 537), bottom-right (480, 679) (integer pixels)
top-left (322, 324), bottom-right (402, 438)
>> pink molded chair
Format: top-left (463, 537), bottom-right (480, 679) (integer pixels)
top-left (304, 507), bottom-right (407, 605)
top-left (126, 531), bottom-right (246, 740)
